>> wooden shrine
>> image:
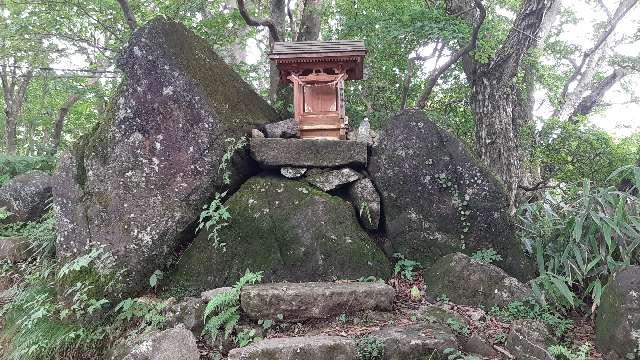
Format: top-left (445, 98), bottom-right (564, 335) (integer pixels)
top-left (269, 40), bottom-right (366, 139)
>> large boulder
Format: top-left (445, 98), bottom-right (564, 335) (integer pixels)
top-left (424, 252), bottom-right (530, 309)
top-left (0, 170), bottom-right (52, 223)
top-left (53, 18), bottom-right (279, 295)
top-left (168, 176), bottom-right (391, 293)
top-left (368, 110), bottom-right (532, 279)
top-left (596, 266), bottom-right (640, 359)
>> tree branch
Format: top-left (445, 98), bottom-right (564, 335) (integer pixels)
top-left (417, 0), bottom-right (486, 109)
top-left (117, 0), bottom-right (138, 31)
top-left (558, 0), bottom-right (637, 100)
top-left (569, 67), bottom-right (629, 119)
top-left (237, 0), bottom-right (281, 42)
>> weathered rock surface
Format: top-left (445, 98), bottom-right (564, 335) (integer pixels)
top-left (504, 320), bottom-right (553, 360)
top-left (0, 236), bottom-right (29, 264)
top-left (463, 333), bottom-right (498, 358)
top-left (369, 322), bottom-right (458, 360)
top-left (368, 110), bottom-right (532, 279)
top-left (111, 325), bottom-right (200, 360)
top-left (227, 336), bottom-right (356, 360)
top-left (280, 167), bottom-right (307, 179)
top-left (264, 118), bottom-right (299, 138)
top-left (53, 18), bottom-right (278, 295)
top-left (348, 178), bottom-right (381, 230)
top-left (424, 252), bottom-right (530, 308)
top-left (305, 168), bottom-right (362, 192)
top-left (240, 282), bottom-right (394, 321)
top-left (168, 177), bottom-right (390, 293)
top-left (596, 266), bottom-right (640, 358)
top-left (250, 138), bottom-right (367, 168)
top-left (165, 297), bottom-right (205, 333)
top-left (0, 170), bottom-right (52, 223)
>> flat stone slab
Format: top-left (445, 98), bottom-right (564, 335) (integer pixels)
top-left (369, 323), bottom-right (458, 359)
top-left (227, 336), bottom-right (356, 360)
top-left (305, 168), bottom-right (362, 191)
top-left (250, 138), bottom-right (367, 168)
top-left (240, 282), bottom-right (395, 321)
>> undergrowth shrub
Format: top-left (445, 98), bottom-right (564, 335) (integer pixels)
top-left (1, 248), bottom-right (121, 360)
top-left (518, 166), bottom-right (640, 311)
top-left (489, 298), bottom-right (573, 338)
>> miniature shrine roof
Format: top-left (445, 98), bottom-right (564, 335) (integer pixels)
top-left (269, 40), bottom-right (366, 81)
top-left (270, 40), bottom-right (366, 58)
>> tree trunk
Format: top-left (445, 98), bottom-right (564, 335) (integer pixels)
top-left (4, 112), bottom-right (17, 154)
top-left (50, 93), bottom-right (82, 153)
top-left (269, 0), bottom-right (287, 103)
top-left (466, 0), bottom-right (553, 211)
top-left (296, 0), bottom-right (321, 41)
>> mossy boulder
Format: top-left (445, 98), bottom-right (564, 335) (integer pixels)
top-left (596, 266), bottom-right (640, 359)
top-left (0, 170), bottom-right (52, 223)
top-left (53, 18), bottom-right (279, 296)
top-left (167, 176), bottom-right (391, 293)
top-left (424, 252), bottom-right (530, 309)
top-left (368, 110), bottom-right (533, 280)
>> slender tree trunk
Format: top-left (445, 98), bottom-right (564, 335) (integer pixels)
top-left (50, 93), bottom-right (82, 153)
top-left (1, 69), bottom-right (32, 154)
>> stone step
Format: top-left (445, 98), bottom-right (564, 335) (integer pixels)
top-left (240, 282), bottom-right (394, 321)
top-left (227, 336), bottom-right (356, 360)
top-left (249, 138), bottom-right (367, 168)
top-left (227, 321), bottom-right (459, 360)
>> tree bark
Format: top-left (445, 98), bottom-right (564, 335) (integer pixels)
top-left (50, 93), bottom-right (82, 153)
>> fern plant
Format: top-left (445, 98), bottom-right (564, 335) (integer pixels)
top-left (203, 270), bottom-right (263, 343)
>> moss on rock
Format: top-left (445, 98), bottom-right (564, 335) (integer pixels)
top-left (167, 176), bottom-right (391, 294)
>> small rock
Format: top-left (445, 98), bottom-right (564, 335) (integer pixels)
top-left (165, 297), bottom-right (205, 333)
top-left (111, 324), bottom-right (200, 360)
top-left (240, 282), bottom-right (395, 321)
top-left (424, 252), bottom-right (531, 309)
top-left (264, 118), bottom-right (299, 138)
top-left (305, 168), bottom-right (362, 192)
top-left (348, 178), bottom-right (381, 230)
top-left (201, 287), bottom-right (234, 302)
top-left (463, 333), bottom-right (498, 358)
top-left (504, 320), bottom-right (553, 360)
top-left (250, 138), bottom-right (368, 169)
top-left (280, 167), bottom-right (307, 179)
top-left (0, 170), bottom-right (52, 223)
top-left (227, 336), bottom-right (356, 360)
top-left (0, 236), bottom-right (29, 264)
top-left (368, 322), bottom-right (458, 359)
top-left (251, 129), bottom-right (265, 138)
top-left (596, 266), bottom-right (640, 358)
